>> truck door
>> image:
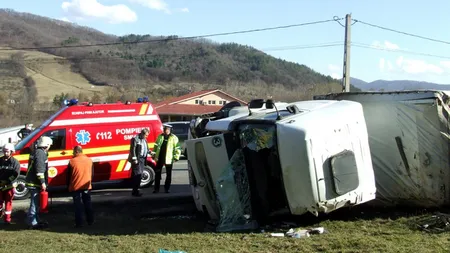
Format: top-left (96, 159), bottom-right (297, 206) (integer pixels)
top-left (39, 128), bottom-right (72, 187)
top-left (186, 133), bottom-right (239, 221)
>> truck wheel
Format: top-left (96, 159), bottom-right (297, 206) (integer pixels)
top-left (140, 166), bottom-right (155, 188)
top-left (14, 175), bottom-right (30, 200)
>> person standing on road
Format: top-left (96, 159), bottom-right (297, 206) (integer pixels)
top-left (17, 124), bottom-right (33, 140)
top-left (127, 128), bottom-right (150, 197)
top-left (25, 136), bottom-right (52, 230)
top-left (152, 124), bottom-right (181, 194)
top-left (0, 143), bottom-right (20, 225)
top-left (66, 146), bottom-right (94, 228)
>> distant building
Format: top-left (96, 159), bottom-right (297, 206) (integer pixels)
top-left (155, 89), bottom-right (247, 122)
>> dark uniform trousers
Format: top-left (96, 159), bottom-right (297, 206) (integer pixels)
top-left (131, 157), bottom-right (145, 193)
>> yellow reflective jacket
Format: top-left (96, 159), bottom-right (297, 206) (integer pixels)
top-left (153, 134), bottom-right (181, 165)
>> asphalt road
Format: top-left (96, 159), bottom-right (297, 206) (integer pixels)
top-left (13, 159), bottom-right (192, 210)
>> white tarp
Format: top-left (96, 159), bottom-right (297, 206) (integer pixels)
top-left (314, 90), bottom-right (450, 207)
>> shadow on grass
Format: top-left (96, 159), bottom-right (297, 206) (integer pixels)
top-left (4, 199), bottom-right (207, 236)
top-left (6, 195), bottom-right (450, 236)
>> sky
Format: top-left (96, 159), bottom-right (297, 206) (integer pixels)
top-left (3, 0), bottom-right (450, 84)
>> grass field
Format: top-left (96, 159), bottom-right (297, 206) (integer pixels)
top-left (1, 200), bottom-right (449, 253)
top-left (0, 48), bottom-right (109, 103)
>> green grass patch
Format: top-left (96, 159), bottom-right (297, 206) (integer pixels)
top-left (1, 201), bottom-right (449, 253)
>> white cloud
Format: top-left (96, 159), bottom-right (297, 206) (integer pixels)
top-left (58, 17), bottom-right (71, 22)
top-left (328, 64), bottom-right (341, 79)
top-left (387, 61), bottom-right (394, 71)
top-left (61, 0), bottom-right (137, 24)
top-left (372, 40), bottom-right (400, 50)
top-left (328, 64), bottom-right (340, 72)
top-left (129, 0), bottom-right (170, 13)
top-left (128, 0), bottom-right (189, 14)
top-left (399, 58), bottom-right (443, 74)
top-left (331, 73), bottom-right (341, 79)
top-left (440, 61), bottom-right (450, 69)
top-left (379, 56), bottom-right (444, 76)
top-left (379, 58), bottom-right (385, 71)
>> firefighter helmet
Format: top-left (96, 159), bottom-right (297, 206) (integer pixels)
top-left (3, 143), bottom-right (15, 152)
top-left (37, 136), bottom-right (53, 148)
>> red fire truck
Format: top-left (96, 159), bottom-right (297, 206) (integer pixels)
top-left (12, 98), bottom-right (163, 200)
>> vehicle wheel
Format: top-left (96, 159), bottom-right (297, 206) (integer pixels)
top-left (14, 175), bottom-right (30, 200)
top-left (140, 166), bottom-right (155, 188)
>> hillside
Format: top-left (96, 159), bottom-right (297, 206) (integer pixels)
top-left (0, 9), bottom-right (346, 105)
top-left (0, 48), bottom-right (108, 103)
top-left (350, 77), bottom-right (450, 91)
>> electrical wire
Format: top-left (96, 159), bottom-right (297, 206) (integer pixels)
top-left (0, 41), bottom-right (345, 64)
top-left (260, 42), bottom-right (343, 52)
top-left (352, 42), bottom-right (450, 60)
top-left (353, 19), bottom-right (450, 46)
top-left (0, 18), bottom-right (342, 51)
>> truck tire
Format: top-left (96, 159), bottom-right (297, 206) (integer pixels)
top-left (14, 175), bottom-right (30, 200)
top-left (140, 165), bottom-right (155, 188)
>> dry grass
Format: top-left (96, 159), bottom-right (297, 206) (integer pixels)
top-left (1, 200), bottom-right (449, 253)
top-left (0, 48), bottom-right (109, 103)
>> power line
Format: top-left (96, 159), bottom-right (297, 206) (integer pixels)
top-left (260, 42), bottom-right (343, 51)
top-left (0, 41), bottom-right (345, 64)
top-left (352, 42), bottom-right (450, 60)
top-left (353, 19), bottom-right (450, 46)
top-left (0, 18), bottom-right (342, 51)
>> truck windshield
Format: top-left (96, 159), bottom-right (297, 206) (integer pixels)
top-left (236, 123), bottom-right (290, 222)
top-left (14, 106), bottom-right (67, 151)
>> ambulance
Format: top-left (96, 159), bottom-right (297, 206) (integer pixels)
top-left (12, 98), bottom-right (163, 200)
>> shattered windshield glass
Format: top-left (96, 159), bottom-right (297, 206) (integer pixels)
top-left (215, 148), bottom-right (258, 232)
top-left (239, 124), bottom-right (276, 151)
top-left (215, 123), bottom-right (281, 232)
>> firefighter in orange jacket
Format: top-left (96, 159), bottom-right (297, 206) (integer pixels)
top-left (0, 143), bottom-right (21, 225)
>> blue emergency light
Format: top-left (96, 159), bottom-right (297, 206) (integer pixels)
top-left (137, 97), bottom-right (143, 103)
top-left (62, 98), bottom-right (79, 106)
top-left (143, 96), bottom-right (149, 102)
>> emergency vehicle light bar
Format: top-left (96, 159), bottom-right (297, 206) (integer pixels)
top-left (63, 98), bottom-right (79, 106)
top-left (136, 96), bottom-right (149, 103)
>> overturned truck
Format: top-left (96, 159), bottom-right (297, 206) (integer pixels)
top-left (314, 90), bottom-right (450, 207)
top-left (185, 99), bottom-right (377, 232)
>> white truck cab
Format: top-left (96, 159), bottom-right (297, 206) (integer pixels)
top-left (186, 99), bottom-right (377, 231)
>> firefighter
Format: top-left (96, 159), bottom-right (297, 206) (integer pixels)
top-left (25, 136), bottom-right (53, 229)
top-left (153, 124), bottom-right (181, 193)
top-left (67, 146), bottom-right (94, 228)
top-left (0, 143), bottom-right (20, 225)
top-left (17, 124), bottom-right (33, 140)
top-left (127, 128), bottom-right (150, 197)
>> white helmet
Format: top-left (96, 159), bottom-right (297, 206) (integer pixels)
top-left (37, 136), bottom-right (53, 148)
top-left (3, 143), bottom-right (15, 152)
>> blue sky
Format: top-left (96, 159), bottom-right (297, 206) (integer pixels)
top-left (4, 0), bottom-right (450, 84)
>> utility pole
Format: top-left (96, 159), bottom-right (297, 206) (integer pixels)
top-left (342, 14), bottom-right (351, 92)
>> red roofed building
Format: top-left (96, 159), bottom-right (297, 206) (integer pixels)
top-left (155, 89), bottom-right (247, 122)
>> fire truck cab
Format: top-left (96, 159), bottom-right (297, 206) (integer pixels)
top-left (12, 98), bottom-right (163, 200)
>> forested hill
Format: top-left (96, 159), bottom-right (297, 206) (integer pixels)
top-left (0, 8), bottom-right (351, 102)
